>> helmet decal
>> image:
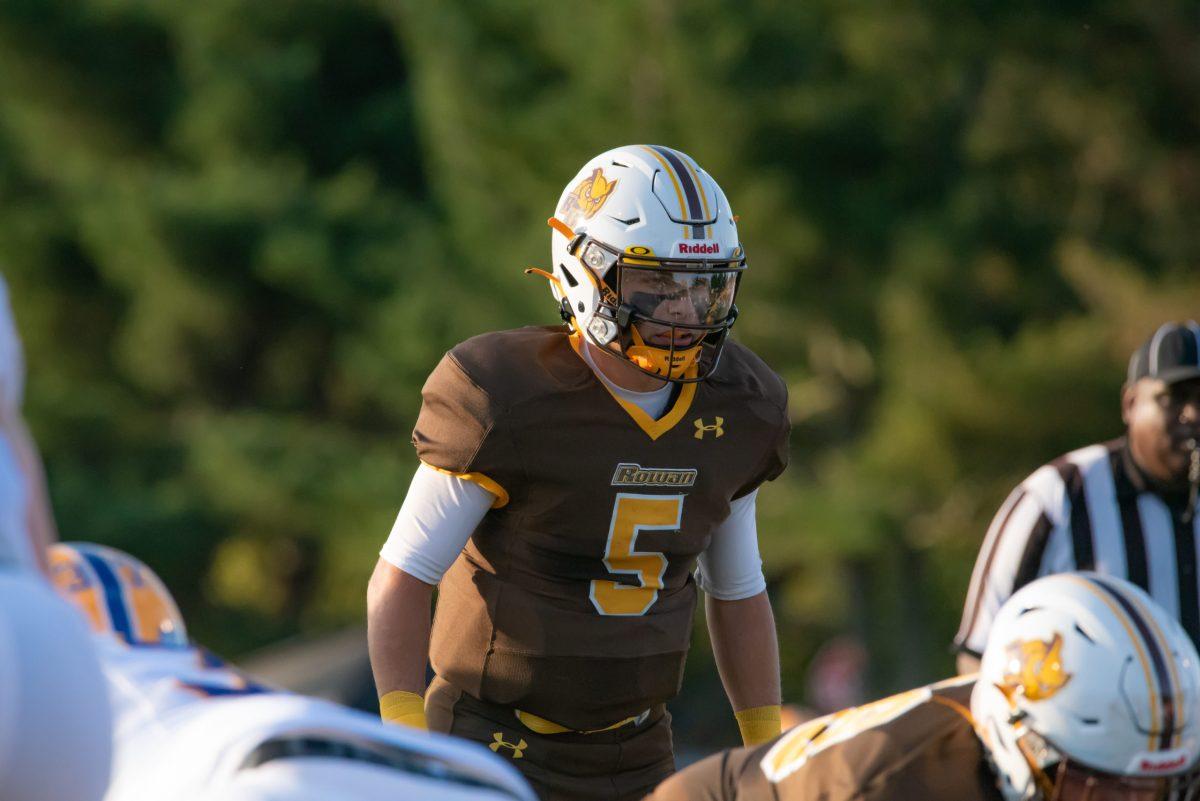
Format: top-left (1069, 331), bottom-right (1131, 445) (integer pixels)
top-left (1001, 633), bottom-right (1072, 702)
top-left (559, 168), bottom-right (619, 228)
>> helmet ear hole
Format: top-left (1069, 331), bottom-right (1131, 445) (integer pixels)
top-left (559, 264), bottom-right (580, 288)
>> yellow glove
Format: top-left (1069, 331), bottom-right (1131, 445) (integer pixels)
top-left (380, 690), bottom-right (427, 730)
top-left (734, 704), bottom-right (782, 746)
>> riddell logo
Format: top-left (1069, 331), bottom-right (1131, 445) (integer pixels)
top-left (1139, 754), bottom-right (1188, 773)
top-left (677, 242), bottom-right (721, 255)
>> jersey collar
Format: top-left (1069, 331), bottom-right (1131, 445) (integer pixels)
top-left (568, 330), bottom-right (697, 441)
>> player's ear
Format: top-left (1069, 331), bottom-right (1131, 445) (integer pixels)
top-left (1121, 381), bottom-right (1137, 425)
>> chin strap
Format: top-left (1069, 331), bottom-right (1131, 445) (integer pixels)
top-left (625, 324), bottom-right (701, 380)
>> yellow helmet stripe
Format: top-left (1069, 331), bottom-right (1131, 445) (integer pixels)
top-left (49, 548), bottom-right (111, 635)
top-left (1065, 575), bottom-right (1160, 752)
top-left (679, 154), bottom-right (714, 239)
top-left (650, 145), bottom-right (707, 239)
top-left (640, 146), bottom-right (690, 239)
top-left (1114, 580), bottom-right (1186, 748)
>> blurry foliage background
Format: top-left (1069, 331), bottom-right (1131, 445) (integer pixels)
top-left (3, 0), bottom-right (1200, 745)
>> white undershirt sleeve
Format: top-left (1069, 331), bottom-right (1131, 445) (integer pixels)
top-left (694, 489), bottom-right (767, 600)
top-left (379, 463), bottom-right (496, 585)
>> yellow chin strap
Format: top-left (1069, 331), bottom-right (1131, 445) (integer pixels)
top-left (625, 325), bottom-right (701, 380)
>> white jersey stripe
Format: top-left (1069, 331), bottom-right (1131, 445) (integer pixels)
top-left (955, 486), bottom-right (1024, 646)
top-left (1074, 445), bottom-right (1126, 580)
top-left (957, 492), bottom-right (1056, 655)
top-left (958, 439), bottom-right (1200, 655)
top-left (1140, 493), bottom-right (1182, 621)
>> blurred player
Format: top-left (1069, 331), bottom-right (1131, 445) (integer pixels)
top-left (49, 541), bottom-right (536, 801)
top-left (958, 321), bottom-right (1200, 671)
top-left (0, 274), bottom-right (113, 801)
top-left (648, 572), bottom-right (1200, 801)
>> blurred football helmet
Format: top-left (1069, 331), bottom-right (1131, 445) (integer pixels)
top-left (538, 145), bottom-right (745, 383)
top-left (971, 572), bottom-right (1200, 801)
top-left (49, 542), bottom-right (188, 649)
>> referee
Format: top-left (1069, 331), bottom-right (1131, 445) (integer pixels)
top-left (956, 320), bottom-right (1200, 673)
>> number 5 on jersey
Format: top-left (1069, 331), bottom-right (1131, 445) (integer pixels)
top-left (590, 493), bottom-right (685, 616)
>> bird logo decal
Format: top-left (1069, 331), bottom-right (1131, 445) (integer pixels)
top-left (560, 168), bottom-right (619, 226)
top-left (1002, 632), bottom-right (1072, 701)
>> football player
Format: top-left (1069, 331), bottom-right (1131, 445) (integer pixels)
top-left (0, 274), bottom-right (113, 801)
top-left (368, 145), bottom-right (791, 800)
top-left (49, 542), bottom-right (536, 801)
top-left (647, 572), bottom-right (1200, 801)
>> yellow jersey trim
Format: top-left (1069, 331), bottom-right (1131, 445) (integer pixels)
top-left (515, 708), bottom-right (643, 735)
top-left (568, 332), bottom-right (697, 442)
top-left (422, 462), bottom-right (509, 509)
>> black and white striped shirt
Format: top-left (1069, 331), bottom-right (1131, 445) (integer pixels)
top-left (956, 437), bottom-right (1200, 655)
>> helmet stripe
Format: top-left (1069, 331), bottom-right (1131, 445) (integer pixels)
top-left (1065, 575), bottom-right (1160, 751)
top-left (650, 145), bottom-right (707, 238)
top-left (1119, 581), bottom-right (1188, 748)
top-left (1090, 575), bottom-right (1177, 750)
top-left (679, 154), bottom-right (715, 239)
top-left (83, 551), bottom-right (135, 645)
top-left (640, 146), bottom-right (690, 238)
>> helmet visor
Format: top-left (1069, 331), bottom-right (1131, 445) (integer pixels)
top-left (618, 266), bottom-right (740, 327)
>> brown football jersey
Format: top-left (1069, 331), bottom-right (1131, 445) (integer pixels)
top-left (648, 677), bottom-right (1004, 801)
top-left (414, 325), bottom-right (789, 731)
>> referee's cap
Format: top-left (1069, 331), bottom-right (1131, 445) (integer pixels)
top-left (1128, 321), bottom-right (1200, 385)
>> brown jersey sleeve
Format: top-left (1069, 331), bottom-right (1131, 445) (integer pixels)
top-left (645, 749), bottom-right (746, 801)
top-left (652, 679), bottom-right (995, 801)
top-left (411, 351), bottom-right (518, 498)
top-left (732, 370), bottom-right (790, 500)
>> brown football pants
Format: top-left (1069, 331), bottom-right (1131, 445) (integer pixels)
top-left (426, 675), bottom-right (676, 801)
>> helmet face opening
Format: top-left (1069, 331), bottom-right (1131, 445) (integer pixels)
top-left (574, 234), bottom-right (745, 383)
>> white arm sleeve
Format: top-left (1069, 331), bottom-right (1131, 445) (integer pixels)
top-left (694, 489), bottom-right (767, 601)
top-left (379, 463), bottom-right (496, 585)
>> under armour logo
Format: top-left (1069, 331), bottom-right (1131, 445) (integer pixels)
top-left (694, 417), bottom-right (725, 439)
top-left (489, 732), bottom-right (527, 759)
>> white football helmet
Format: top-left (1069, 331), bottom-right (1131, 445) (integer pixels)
top-left (49, 542), bottom-right (189, 649)
top-left (971, 572), bottom-right (1200, 801)
top-left (536, 145), bottom-right (744, 382)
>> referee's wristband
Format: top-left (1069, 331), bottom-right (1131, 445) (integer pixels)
top-left (380, 690), bottom-right (427, 730)
top-left (734, 704), bottom-right (782, 746)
